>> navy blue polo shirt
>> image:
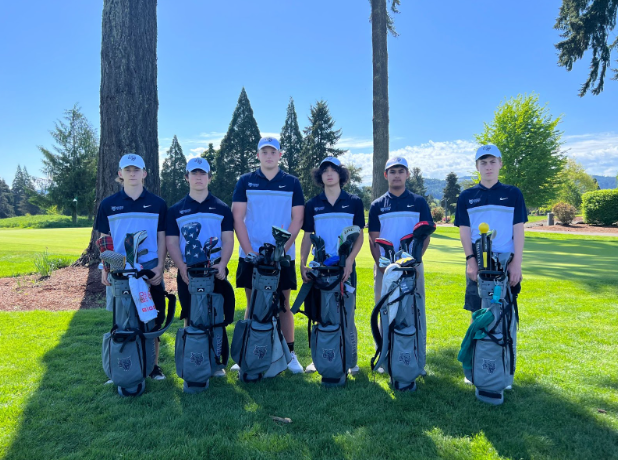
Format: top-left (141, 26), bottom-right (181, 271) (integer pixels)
top-left (166, 193), bottom-right (234, 263)
top-left (232, 168), bottom-right (304, 259)
top-left (303, 190), bottom-right (365, 257)
top-left (95, 188), bottom-right (167, 264)
top-left (454, 181), bottom-right (527, 253)
top-left (368, 189), bottom-right (433, 254)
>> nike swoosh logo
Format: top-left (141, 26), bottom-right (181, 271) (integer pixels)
top-left (342, 205), bottom-right (349, 208)
top-left (143, 205), bottom-right (152, 208)
top-left (407, 205), bottom-right (414, 208)
top-left (209, 207), bottom-right (216, 210)
top-left (279, 185), bottom-right (286, 188)
top-left (500, 197), bottom-right (508, 201)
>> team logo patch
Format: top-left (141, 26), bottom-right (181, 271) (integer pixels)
top-left (254, 346), bottom-right (267, 360)
top-left (179, 209), bottom-right (191, 215)
top-left (195, 158), bottom-right (203, 164)
top-left (215, 335), bottom-right (223, 356)
top-left (118, 357), bottom-right (132, 371)
top-left (380, 207), bottom-right (391, 212)
top-left (314, 207), bottom-right (325, 212)
top-left (128, 154), bottom-right (137, 161)
top-left (322, 349), bottom-right (336, 362)
top-left (248, 182), bottom-right (259, 188)
top-left (111, 206), bottom-right (124, 211)
top-left (190, 352), bottom-right (205, 366)
top-left (469, 198), bottom-right (481, 205)
top-left (482, 359), bottom-right (496, 374)
top-left (399, 352), bottom-right (412, 366)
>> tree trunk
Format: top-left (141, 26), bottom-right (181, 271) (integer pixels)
top-left (76, 0), bottom-right (159, 266)
top-left (371, 0), bottom-right (389, 200)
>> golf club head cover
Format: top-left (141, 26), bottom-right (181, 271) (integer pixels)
top-left (410, 221), bottom-right (436, 263)
top-left (323, 255), bottom-right (340, 267)
top-left (96, 235), bottom-right (114, 270)
top-left (124, 230), bottom-right (148, 268)
top-left (310, 234), bottom-right (326, 264)
top-left (337, 225), bottom-right (361, 258)
top-left (202, 236), bottom-right (219, 263)
top-left (272, 226), bottom-right (292, 262)
top-left (100, 250), bottom-right (126, 272)
top-left (399, 233), bottom-right (414, 253)
top-left (375, 238), bottom-right (395, 262)
top-left (181, 222), bottom-right (207, 267)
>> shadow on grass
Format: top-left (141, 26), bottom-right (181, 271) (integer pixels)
top-left (5, 309), bottom-right (618, 460)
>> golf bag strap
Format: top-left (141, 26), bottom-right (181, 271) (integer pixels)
top-left (369, 292), bottom-right (391, 370)
top-left (291, 281), bottom-right (314, 314)
top-left (142, 292), bottom-right (176, 340)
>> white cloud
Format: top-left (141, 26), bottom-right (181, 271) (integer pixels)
top-left (338, 137), bottom-right (374, 149)
top-left (563, 132), bottom-right (618, 176)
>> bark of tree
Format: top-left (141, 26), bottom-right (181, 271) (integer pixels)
top-left (77, 0), bottom-right (159, 265)
top-left (371, 0), bottom-right (389, 200)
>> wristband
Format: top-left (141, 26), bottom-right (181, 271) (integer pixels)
top-left (466, 254), bottom-right (475, 261)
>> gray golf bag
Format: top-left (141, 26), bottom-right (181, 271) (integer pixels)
top-left (370, 221), bottom-right (435, 392)
top-left (231, 227), bottom-right (293, 383)
top-left (102, 268), bottom-right (175, 397)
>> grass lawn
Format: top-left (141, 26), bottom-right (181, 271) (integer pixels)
top-left (0, 214), bottom-right (94, 229)
top-left (1, 228), bottom-right (617, 459)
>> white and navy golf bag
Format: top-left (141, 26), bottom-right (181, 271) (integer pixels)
top-left (102, 269), bottom-right (175, 397)
top-left (175, 267), bottom-right (231, 393)
top-left (370, 222), bottom-right (435, 392)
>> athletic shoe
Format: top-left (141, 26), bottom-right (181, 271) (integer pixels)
top-left (505, 385), bottom-right (512, 390)
top-left (104, 379), bottom-right (113, 385)
top-left (149, 365), bottom-right (166, 380)
top-left (304, 362), bottom-right (317, 373)
top-left (348, 365), bottom-right (360, 375)
top-left (376, 366), bottom-right (385, 374)
top-left (464, 377), bottom-right (473, 385)
top-left (287, 352), bottom-right (304, 374)
top-left (213, 369), bottom-right (226, 377)
top-left (230, 364), bottom-right (240, 372)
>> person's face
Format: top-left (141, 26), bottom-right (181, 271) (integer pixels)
top-left (186, 169), bottom-right (210, 190)
top-left (476, 156), bottom-right (502, 181)
top-left (118, 166), bottom-right (147, 186)
top-left (321, 165), bottom-right (340, 187)
top-left (384, 166), bottom-right (409, 188)
top-left (257, 146), bottom-right (281, 169)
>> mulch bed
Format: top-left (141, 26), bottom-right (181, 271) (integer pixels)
top-left (526, 217), bottom-right (618, 234)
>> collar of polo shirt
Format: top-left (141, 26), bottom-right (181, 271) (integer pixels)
top-left (120, 188), bottom-right (148, 200)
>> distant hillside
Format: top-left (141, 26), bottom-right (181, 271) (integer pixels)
top-left (593, 175), bottom-right (617, 189)
top-left (425, 176), bottom-right (474, 200)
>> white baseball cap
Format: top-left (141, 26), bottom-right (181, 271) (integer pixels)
top-left (119, 153), bottom-right (145, 169)
top-left (385, 156), bottom-right (408, 171)
top-left (258, 137), bottom-right (280, 150)
top-left (186, 157), bottom-right (211, 172)
top-left (475, 144), bottom-right (502, 161)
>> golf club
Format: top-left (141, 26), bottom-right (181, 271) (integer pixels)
top-left (375, 238), bottom-right (396, 262)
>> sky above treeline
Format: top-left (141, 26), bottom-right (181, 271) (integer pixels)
top-left (1, 0), bottom-right (617, 186)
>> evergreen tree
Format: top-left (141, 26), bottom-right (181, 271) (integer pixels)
top-left (300, 100), bottom-right (346, 198)
top-left (160, 135), bottom-right (188, 205)
top-left (406, 167), bottom-right (428, 200)
top-left (442, 172), bottom-right (461, 214)
top-left (39, 105), bottom-right (98, 220)
top-left (19, 168), bottom-right (41, 216)
top-left (0, 178), bottom-right (15, 218)
top-left (11, 166), bottom-right (38, 216)
top-left (343, 164), bottom-right (372, 211)
top-left (201, 143), bottom-right (217, 173)
top-left (280, 97), bottom-right (303, 177)
top-left (211, 88), bottom-right (261, 204)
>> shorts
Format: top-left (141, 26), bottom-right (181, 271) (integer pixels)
top-left (236, 258), bottom-right (297, 291)
top-left (177, 268), bottom-right (235, 320)
top-left (464, 275), bottom-right (522, 312)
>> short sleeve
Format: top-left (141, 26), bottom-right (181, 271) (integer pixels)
top-left (166, 207), bottom-right (179, 236)
top-left (418, 198), bottom-right (433, 223)
top-left (454, 192), bottom-right (470, 227)
top-left (353, 196), bottom-right (366, 228)
top-left (221, 205), bottom-right (234, 232)
top-left (95, 201), bottom-right (110, 234)
top-left (302, 199), bottom-right (315, 232)
top-left (292, 178), bottom-right (305, 207)
top-left (512, 188), bottom-right (528, 225)
top-left (368, 202), bottom-right (381, 232)
top-left (232, 176), bottom-right (247, 203)
top-left (157, 202), bottom-right (167, 232)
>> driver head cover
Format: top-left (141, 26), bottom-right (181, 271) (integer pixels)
top-left (181, 222), bottom-right (207, 266)
top-left (338, 225), bottom-right (361, 256)
top-left (272, 226), bottom-right (292, 244)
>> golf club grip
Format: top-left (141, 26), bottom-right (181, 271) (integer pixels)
top-left (481, 233), bottom-right (488, 270)
top-left (135, 269), bottom-right (156, 279)
top-left (111, 269), bottom-right (138, 276)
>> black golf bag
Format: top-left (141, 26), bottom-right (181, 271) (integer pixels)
top-left (102, 268), bottom-right (175, 397)
top-left (370, 221), bottom-right (435, 392)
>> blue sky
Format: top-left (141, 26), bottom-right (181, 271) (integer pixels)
top-left (1, 0), bottom-right (617, 186)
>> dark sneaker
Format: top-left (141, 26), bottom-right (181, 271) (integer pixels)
top-left (150, 365), bottom-right (166, 380)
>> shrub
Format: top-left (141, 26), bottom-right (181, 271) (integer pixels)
top-left (552, 202), bottom-right (577, 226)
top-left (33, 249), bottom-right (73, 277)
top-left (431, 206), bottom-right (445, 222)
top-left (582, 189), bottom-right (618, 226)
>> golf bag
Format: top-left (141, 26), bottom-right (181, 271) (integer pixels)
top-left (370, 221), bottom-right (435, 392)
top-left (460, 225), bottom-right (518, 405)
top-left (102, 268), bottom-right (175, 397)
top-left (231, 227), bottom-right (293, 383)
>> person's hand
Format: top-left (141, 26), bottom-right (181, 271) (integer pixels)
top-left (378, 265), bottom-right (386, 274)
top-left (342, 258), bottom-right (354, 283)
top-left (212, 262), bottom-right (227, 280)
top-left (466, 258), bottom-right (478, 281)
top-left (101, 268), bottom-right (111, 286)
top-left (300, 264), bottom-right (311, 283)
top-left (178, 262), bottom-right (189, 285)
top-left (149, 265), bottom-right (164, 285)
top-left (508, 259), bottom-right (523, 287)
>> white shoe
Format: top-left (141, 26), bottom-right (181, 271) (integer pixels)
top-left (213, 369), bottom-right (226, 377)
top-left (376, 367), bottom-right (385, 374)
top-left (287, 352), bottom-right (304, 374)
top-left (104, 379), bottom-right (113, 385)
top-left (348, 365), bottom-right (360, 375)
top-left (230, 364), bottom-right (240, 372)
top-left (304, 362), bottom-right (316, 373)
top-left (505, 385), bottom-right (512, 390)
top-left (464, 377), bottom-right (473, 385)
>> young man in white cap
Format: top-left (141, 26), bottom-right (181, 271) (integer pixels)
top-left (165, 157), bottom-right (235, 377)
top-left (299, 156), bottom-right (365, 374)
top-left (95, 153), bottom-right (168, 380)
top-left (231, 136), bottom-right (305, 373)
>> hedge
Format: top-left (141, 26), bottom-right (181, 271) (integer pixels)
top-left (582, 189), bottom-right (618, 226)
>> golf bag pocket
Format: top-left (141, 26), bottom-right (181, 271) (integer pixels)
top-left (311, 324), bottom-right (344, 380)
top-left (175, 327), bottom-right (212, 386)
top-left (389, 326), bottom-right (420, 387)
top-left (103, 331), bottom-right (145, 389)
top-left (320, 288), bottom-right (340, 325)
top-left (210, 325), bottom-right (229, 368)
top-left (343, 294), bottom-right (358, 369)
top-left (472, 335), bottom-right (506, 391)
top-left (241, 320), bottom-right (274, 376)
top-left (250, 272), bottom-right (279, 322)
top-left (231, 320), bottom-right (249, 364)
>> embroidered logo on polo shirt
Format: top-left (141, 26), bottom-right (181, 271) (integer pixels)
top-left (179, 209), bottom-right (191, 215)
top-left (143, 205), bottom-right (152, 208)
top-left (248, 182), bottom-right (259, 188)
top-left (500, 197), bottom-right (508, 201)
top-left (407, 204), bottom-right (414, 208)
top-left (111, 206), bottom-right (124, 211)
top-left (342, 205), bottom-right (349, 208)
top-left (469, 198), bottom-right (481, 205)
top-left (209, 207), bottom-right (216, 210)
top-left (380, 206), bottom-right (391, 212)
top-left (314, 207), bottom-right (325, 211)
top-left (278, 185), bottom-right (286, 188)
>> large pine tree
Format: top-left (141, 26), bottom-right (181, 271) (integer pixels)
top-left (0, 178), bottom-right (15, 218)
top-left (39, 105), bottom-right (98, 220)
top-left (299, 101), bottom-right (346, 198)
top-left (406, 167), bottom-right (428, 201)
top-left (201, 143), bottom-right (217, 174)
top-left (442, 172), bottom-right (461, 214)
top-left (211, 88), bottom-right (261, 204)
top-left (160, 135), bottom-right (188, 206)
top-left (11, 166), bottom-right (38, 216)
top-left (280, 97), bottom-right (303, 177)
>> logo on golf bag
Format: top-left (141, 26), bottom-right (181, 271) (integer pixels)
top-left (322, 349), bottom-right (336, 362)
top-left (398, 352), bottom-right (411, 366)
top-left (215, 335), bottom-right (223, 357)
top-left (350, 331), bottom-right (357, 350)
top-left (264, 286), bottom-right (272, 290)
top-left (254, 346), bottom-right (267, 360)
top-left (482, 359), bottom-right (496, 374)
top-left (118, 357), bottom-right (132, 371)
top-left (190, 352), bottom-right (205, 366)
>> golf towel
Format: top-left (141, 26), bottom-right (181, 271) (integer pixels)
top-left (457, 308), bottom-right (495, 370)
top-left (127, 263), bottom-right (158, 323)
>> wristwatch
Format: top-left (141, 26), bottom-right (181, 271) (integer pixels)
top-left (466, 254), bottom-right (475, 261)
